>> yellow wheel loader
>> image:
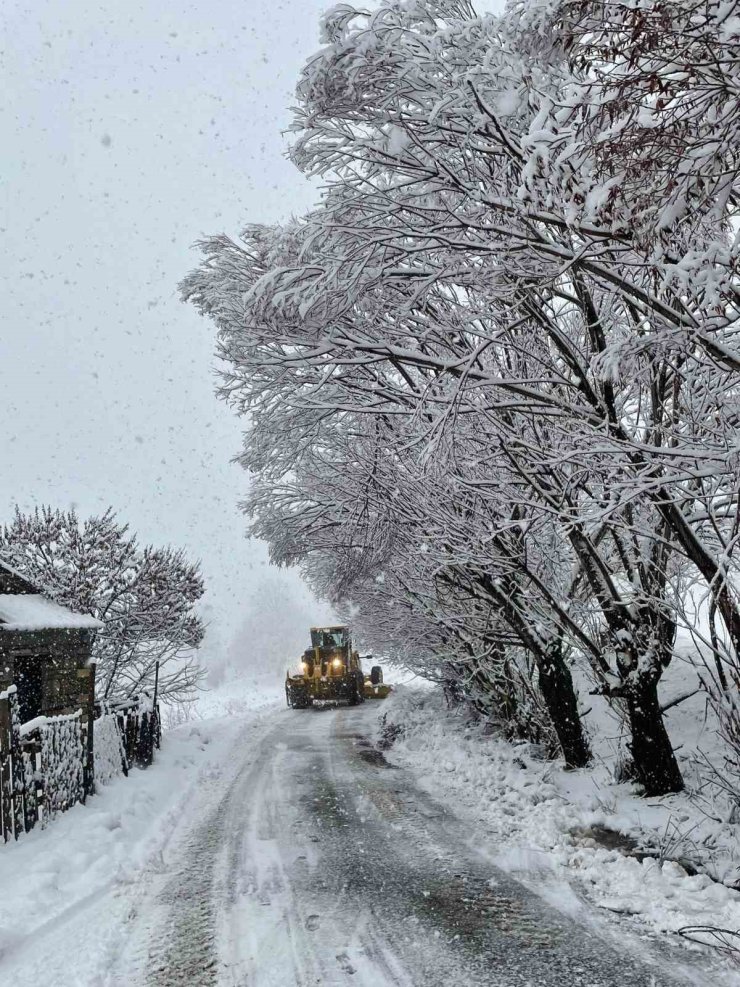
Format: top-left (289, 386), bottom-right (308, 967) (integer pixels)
top-left (285, 626), bottom-right (390, 708)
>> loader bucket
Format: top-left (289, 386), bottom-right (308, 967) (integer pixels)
top-left (363, 682), bottom-right (392, 700)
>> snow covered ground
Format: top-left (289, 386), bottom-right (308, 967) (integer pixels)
top-left (0, 679), bottom-right (282, 986)
top-left (377, 682), bottom-right (740, 971)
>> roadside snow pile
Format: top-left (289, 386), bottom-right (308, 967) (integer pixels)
top-left (186, 675), bottom-right (284, 724)
top-left (378, 686), bottom-right (740, 948)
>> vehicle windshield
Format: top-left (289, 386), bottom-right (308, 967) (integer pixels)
top-left (311, 628), bottom-right (347, 649)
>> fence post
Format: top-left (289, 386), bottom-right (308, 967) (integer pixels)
top-left (0, 694), bottom-right (11, 842)
top-left (150, 662), bottom-right (160, 762)
top-left (79, 663), bottom-right (96, 800)
top-left (21, 741), bottom-right (39, 834)
top-left (8, 690), bottom-right (26, 836)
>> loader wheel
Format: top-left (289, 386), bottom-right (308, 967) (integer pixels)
top-left (349, 674), bottom-right (365, 706)
top-left (287, 684), bottom-right (311, 709)
top-left (370, 665), bottom-right (383, 686)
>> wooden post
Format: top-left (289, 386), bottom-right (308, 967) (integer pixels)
top-left (78, 663), bottom-right (96, 800)
top-left (152, 661), bottom-right (160, 757)
top-left (116, 712), bottom-right (129, 776)
top-left (21, 736), bottom-right (39, 833)
top-left (8, 690), bottom-right (25, 837)
top-left (86, 663), bottom-right (96, 798)
top-left (152, 661), bottom-right (159, 710)
top-left (0, 695), bottom-right (11, 842)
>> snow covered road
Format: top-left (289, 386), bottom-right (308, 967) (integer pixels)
top-left (1, 701), bottom-right (728, 985)
top-left (118, 705), bottom-right (715, 986)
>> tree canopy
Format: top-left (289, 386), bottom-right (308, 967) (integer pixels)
top-left (183, 0), bottom-right (740, 795)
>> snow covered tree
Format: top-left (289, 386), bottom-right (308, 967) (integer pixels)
top-left (0, 507), bottom-right (205, 703)
top-left (183, 0), bottom-right (740, 794)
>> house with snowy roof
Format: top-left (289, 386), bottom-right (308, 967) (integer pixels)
top-left (0, 561), bottom-right (102, 723)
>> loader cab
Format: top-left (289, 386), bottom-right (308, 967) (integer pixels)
top-left (309, 625), bottom-right (352, 677)
top-left (310, 626), bottom-right (349, 651)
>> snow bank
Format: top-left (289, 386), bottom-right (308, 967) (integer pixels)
top-left (0, 725), bottom-right (214, 956)
top-left (0, 697), bottom-right (275, 979)
top-left (378, 686), bottom-right (740, 956)
top-left (189, 675), bottom-right (285, 721)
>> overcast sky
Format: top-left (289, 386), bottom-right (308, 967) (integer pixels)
top-left (2, 0), bottom-right (503, 663)
top-left (2, 0), bottom-right (336, 656)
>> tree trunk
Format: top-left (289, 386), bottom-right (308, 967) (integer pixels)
top-left (473, 643), bottom-right (519, 724)
top-left (625, 675), bottom-right (683, 796)
top-left (461, 572), bottom-right (591, 768)
top-left (537, 645), bottom-right (591, 769)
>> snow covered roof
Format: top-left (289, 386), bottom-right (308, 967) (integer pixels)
top-left (0, 594), bottom-right (102, 632)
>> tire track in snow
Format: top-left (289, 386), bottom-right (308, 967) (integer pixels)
top-left (144, 784), bottom-right (233, 985)
top-left (134, 719), bottom-right (273, 987)
top-left (216, 725), bottom-right (393, 987)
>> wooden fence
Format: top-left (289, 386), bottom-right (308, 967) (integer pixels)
top-left (94, 696), bottom-right (162, 775)
top-left (0, 687), bottom-right (161, 844)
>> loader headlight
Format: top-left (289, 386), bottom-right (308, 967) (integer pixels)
top-left (332, 658), bottom-right (342, 669)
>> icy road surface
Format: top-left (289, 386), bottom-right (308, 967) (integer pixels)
top-left (114, 704), bottom-right (710, 986)
top-left (0, 702), bottom-right (724, 986)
